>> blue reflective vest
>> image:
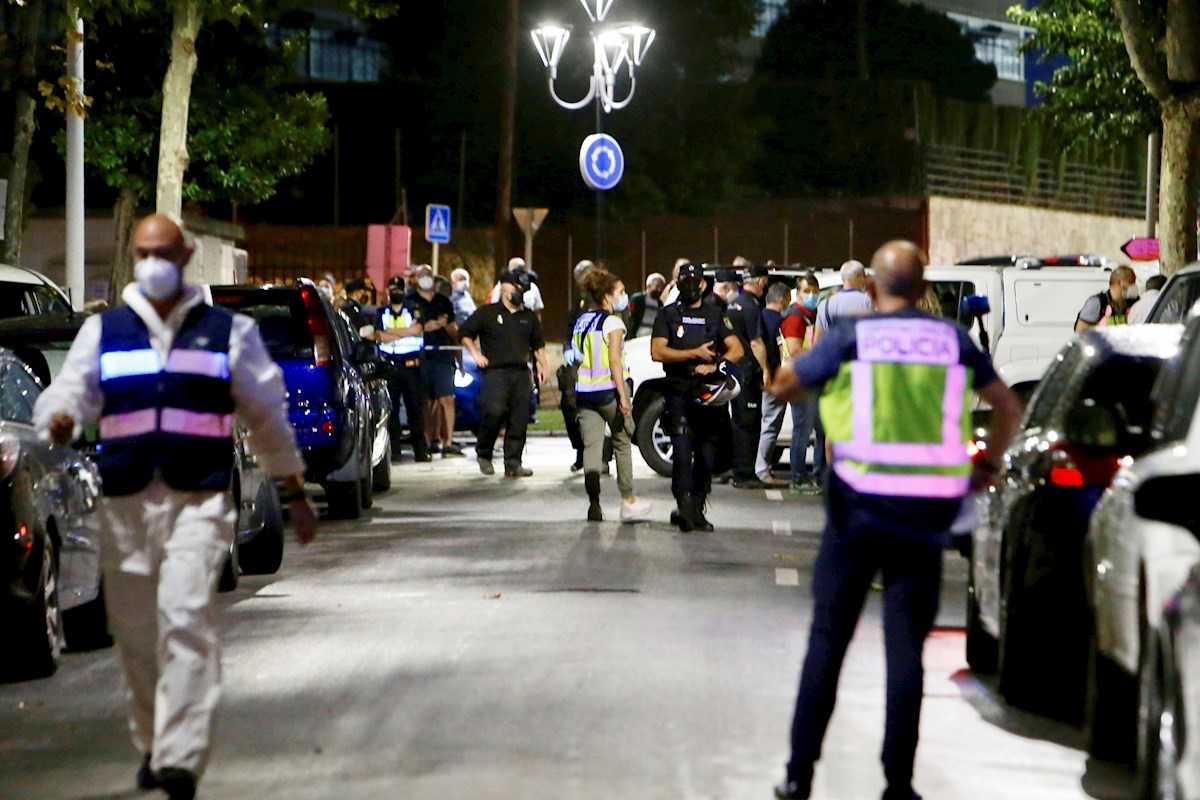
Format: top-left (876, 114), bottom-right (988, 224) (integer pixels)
top-left (97, 304), bottom-right (236, 497)
top-left (378, 305), bottom-right (423, 357)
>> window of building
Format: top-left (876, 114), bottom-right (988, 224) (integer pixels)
top-left (946, 12), bottom-right (1029, 84)
top-left (754, 0), bottom-right (787, 37)
top-left (267, 26), bottom-right (387, 84)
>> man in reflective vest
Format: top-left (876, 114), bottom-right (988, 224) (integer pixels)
top-left (34, 215), bottom-right (317, 800)
top-left (768, 241), bottom-right (1023, 800)
top-left (376, 279), bottom-right (433, 463)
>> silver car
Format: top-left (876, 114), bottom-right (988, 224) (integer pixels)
top-left (0, 349), bottom-right (105, 679)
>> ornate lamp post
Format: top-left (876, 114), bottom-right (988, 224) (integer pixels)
top-left (530, 0), bottom-right (655, 258)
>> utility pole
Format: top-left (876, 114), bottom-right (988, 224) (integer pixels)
top-left (494, 0), bottom-right (519, 270)
top-left (65, 2), bottom-right (85, 308)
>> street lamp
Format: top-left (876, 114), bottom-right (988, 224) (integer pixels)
top-left (530, 3), bottom-right (655, 114)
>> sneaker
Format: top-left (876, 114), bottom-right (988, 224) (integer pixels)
top-left (442, 443), bottom-right (465, 458)
top-left (429, 441), bottom-right (442, 455)
top-left (505, 466), bottom-right (534, 478)
top-left (157, 768), bottom-right (197, 800)
top-left (136, 754), bottom-right (158, 791)
top-left (570, 457), bottom-right (584, 473)
top-left (731, 476), bottom-right (770, 490)
top-left (588, 502), bottom-right (604, 522)
top-left (414, 453), bottom-right (433, 463)
top-left (477, 457), bottom-right (495, 476)
top-left (774, 780), bottom-right (810, 799)
top-left (619, 497), bottom-right (653, 522)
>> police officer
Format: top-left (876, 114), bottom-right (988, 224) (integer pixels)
top-left (726, 263), bottom-right (771, 489)
top-left (460, 269), bottom-right (550, 478)
top-left (768, 241), bottom-right (1023, 800)
top-left (651, 262), bottom-right (745, 531)
top-left (34, 215), bottom-right (317, 800)
top-left (376, 276), bottom-right (432, 463)
top-left (561, 260), bottom-right (597, 471)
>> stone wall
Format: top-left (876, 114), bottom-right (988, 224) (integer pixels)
top-left (927, 196), bottom-right (1147, 267)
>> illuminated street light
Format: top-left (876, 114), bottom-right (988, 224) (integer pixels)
top-left (530, 0), bottom-right (655, 114)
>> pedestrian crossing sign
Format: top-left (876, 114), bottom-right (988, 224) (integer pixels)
top-left (425, 204), bottom-right (452, 245)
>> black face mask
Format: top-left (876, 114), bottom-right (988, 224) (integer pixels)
top-left (677, 279), bottom-right (703, 305)
top-left (389, 290), bottom-right (405, 305)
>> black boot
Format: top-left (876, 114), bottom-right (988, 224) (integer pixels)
top-left (692, 495), bottom-right (715, 532)
top-left (157, 768), bottom-right (197, 800)
top-left (671, 495), bottom-right (696, 532)
top-left (136, 754), bottom-right (158, 791)
top-left (585, 472), bottom-right (603, 521)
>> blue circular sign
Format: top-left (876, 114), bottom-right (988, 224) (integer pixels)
top-left (579, 134), bottom-right (624, 191)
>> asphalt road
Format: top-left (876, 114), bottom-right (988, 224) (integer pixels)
top-left (0, 438), bottom-right (1137, 800)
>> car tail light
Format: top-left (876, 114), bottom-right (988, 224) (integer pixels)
top-left (1048, 444), bottom-right (1122, 488)
top-left (300, 287), bottom-right (334, 367)
top-left (967, 437), bottom-right (988, 466)
top-left (13, 522), bottom-right (32, 566)
top-left (0, 436), bottom-right (19, 481)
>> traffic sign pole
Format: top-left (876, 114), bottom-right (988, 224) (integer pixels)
top-left (433, 242), bottom-right (440, 275)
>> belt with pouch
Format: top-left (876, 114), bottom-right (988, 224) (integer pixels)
top-left (386, 354), bottom-right (422, 369)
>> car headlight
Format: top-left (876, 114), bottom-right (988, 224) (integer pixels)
top-left (0, 436), bottom-right (19, 481)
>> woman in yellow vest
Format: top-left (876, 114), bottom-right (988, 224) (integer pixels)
top-left (572, 270), bottom-right (653, 523)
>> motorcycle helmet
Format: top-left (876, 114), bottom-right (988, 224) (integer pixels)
top-left (694, 362), bottom-right (742, 406)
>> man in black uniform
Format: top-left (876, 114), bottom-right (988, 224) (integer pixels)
top-left (726, 263), bottom-right (771, 489)
top-left (652, 263), bottom-right (745, 531)
top-left (460, 270), bottom-right (550, 478)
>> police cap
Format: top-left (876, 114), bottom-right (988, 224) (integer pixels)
top-left (715, 268), bottom-right (740, 283)
top-left (500, 270), bottom-right (533, 292)
top-left (747, 264), bottom-right (770, 279)
top-left (677, 262), bottom-right (703, 281)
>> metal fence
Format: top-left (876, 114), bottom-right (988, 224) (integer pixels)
top-left (924, 144), bottom-right (1146, 219)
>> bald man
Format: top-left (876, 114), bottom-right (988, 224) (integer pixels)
top-left (769, 241), bottom-right (1022, 800)
top-left (34, 214), bottom-right (317, 799)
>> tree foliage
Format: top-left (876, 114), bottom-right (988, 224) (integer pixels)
top-left (1009, 0), bottom-right (1158, 147)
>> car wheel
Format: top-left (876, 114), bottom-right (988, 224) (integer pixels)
top-left (635, 394), bottom-right (672, 477)
top-left (372, 439), bottom-right (392, 492)
top-left (326, 480), bottom-right (362, 520)
top-left (13, 533), bottom-right (64, 679)
top-left (358, 438), bottom-right (374, 509)
top-left (1085, 625), bottom-right (1138, 763)
top-left (966, 558), bottom-right (997, 674)
top-left (63, 582), bottom-right (112, 651)
top-left (1139, 631), bottom-right (1182, 800)
top-left (217, 539), bottom-right (239, 593)
top-left (239, 482), bottom-right (285, 576)
top-left (997, 540), bottom-right (1039, 708)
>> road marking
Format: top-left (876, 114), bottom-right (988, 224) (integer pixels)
top-left (775, 568), bottom-right (800, 586)
top-left (772, 520), bottom-right (792, 537)
top-left (765, 489), bottom-right (784, 501)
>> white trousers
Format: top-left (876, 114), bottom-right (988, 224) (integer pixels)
top-left (98, 480), bottom-right (235, 777)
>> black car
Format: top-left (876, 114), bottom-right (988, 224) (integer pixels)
top-left (0, 349), bottom-right (107, 679)
top-left (208, 283), bottom-right (380, 519)
top-left (969, 326), bottom-right (1180, 720)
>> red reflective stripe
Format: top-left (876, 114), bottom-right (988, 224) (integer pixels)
top-left (99, 409), bottom-right (158, 440)
top-left (160, 408), bottom-right (234, 438)
top-left (833, 441), bottom-right (969, 468)
top-left (834, 463), bottom-right (969, 499)
top-left (165, 349), bottom-right (230, 379)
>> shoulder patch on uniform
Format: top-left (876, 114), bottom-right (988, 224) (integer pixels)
top-left (724, 317), bottom-right (734, 330)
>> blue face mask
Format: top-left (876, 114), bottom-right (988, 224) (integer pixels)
top-left (613, 292), bottom-right (630, 312)
top-left (802, 293), bottom-right (819, 310)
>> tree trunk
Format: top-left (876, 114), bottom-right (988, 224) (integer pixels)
top-left (2, 0), bottom-right (45, 265)
top-left (109, 187), bottom-right (139, 305)
top-left (494, 0), bottom-right (519, 271)
top-left (156, 0), bottom-right (203, 221)
top-left (1157, 103), bottom-right (1200, 276)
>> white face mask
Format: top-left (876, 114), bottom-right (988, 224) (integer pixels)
top-left (454, 279), bottom-right (469, 292)
top-left (417, 275), bottom-right (435, 291)
top-left (135, 257), bottom-right (181, 301)
top-left (613, 292), bottom-right (630, 312)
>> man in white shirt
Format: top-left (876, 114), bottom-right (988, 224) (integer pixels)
top-left (488, 257), bottom-right (544, 312)
top-left (1128, 274), bottom-right (1166, 324)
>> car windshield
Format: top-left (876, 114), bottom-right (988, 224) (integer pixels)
top-left (1149, 273), bottom-right (1200, 324)
top-left (0, 281), bottom-right (70, 318)
top-left (1065, 355), bottom-right (1164, 455)
top-left (209, 289), bottom-right (314, 361)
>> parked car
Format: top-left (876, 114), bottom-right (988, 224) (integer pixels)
top-left (0, 348), bottom-right (106, 679)
top-left (1148, 262), bottom-right (1200, 324)
top-left (452, 348), bottom-right (538, 434)
top-left (967, 326), bottom-right (1181, 723)
top-left (208, 283), bottom-right (376, 520)
top-left (1085, 313), bottom-right (1200, 762)
top-left (1141, 562), bottom-right (1200, 799)
top-left (329, 307), bottom-right (392, 494)
top-left (0, 264), bottom-right (73, 319)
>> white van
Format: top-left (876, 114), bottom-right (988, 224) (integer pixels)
top-left (626, 264), bottom-right (1116, 476)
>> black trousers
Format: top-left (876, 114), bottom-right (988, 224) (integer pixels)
top-left (476, 367), bottom-right (532, 469)
top-left (663, 390), bottom-right (725, 499)
top-left (385, 358), bottom-right (427, 460)
top-left (730, 364), bottom-right (763, 480)
top-left (557, 364), bottom-right (584, 454)
top-left (786, 519), bottom-right (943, 796)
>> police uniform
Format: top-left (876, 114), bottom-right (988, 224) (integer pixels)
top-left (459, 298), bottom-right (545, 472)
top-left (652, 290), bottom-right (734, 529)
top-left (726, 283), bottom-right (765, 484)
top-left (377, 299), bottom-right (429, 461)
top-left (33, 283), bottom-right (304, 791)
top-left (778, 309), bottom-right (998, 800)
